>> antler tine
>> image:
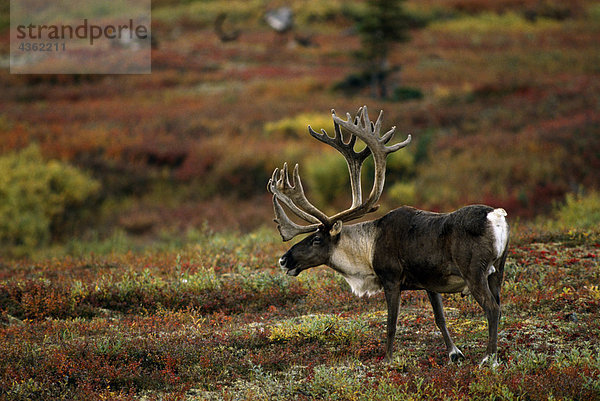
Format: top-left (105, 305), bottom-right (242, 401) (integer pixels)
top-left (374, 109), bottom-right (384, 138)
top-left (268, 164), bottom-right (323, 225)
top-left (376, 110), bottom-right (398, 146)
top-left (268, 162), bottom-right (332, 226)
top-left (374, 112), bottom-right (411, 151)
top-left (380, 126), bottom-right (396, 144)
top-left (333, 105), bottom-right (412, 154)
top-left (289, 163), bottom-right (331, 223)
top-left (361, 105), bottom-right (371, 132)
top-left (272, 196), bottom-right (320, 241)
top-left (331, 110), bottom-right (370, 157)
top-left (308, 113), bottom-right (357, 150)
top-left (386, 133), bottom-right (412, 153)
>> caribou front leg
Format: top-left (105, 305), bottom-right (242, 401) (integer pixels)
top-left (383, 285), bottom-right (402, 363)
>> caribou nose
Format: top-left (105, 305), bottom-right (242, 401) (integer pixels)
top-left (279, 255), bottom-right (288, 268)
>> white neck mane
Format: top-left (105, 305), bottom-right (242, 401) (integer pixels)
top-left (328, 222), bottom-right (383, 297)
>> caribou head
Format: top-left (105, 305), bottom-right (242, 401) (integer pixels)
top-left (268, 106), bottom-right (410, 275)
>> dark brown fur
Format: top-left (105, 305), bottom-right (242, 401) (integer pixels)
top-left (372, 205), bottom-right (509, 362)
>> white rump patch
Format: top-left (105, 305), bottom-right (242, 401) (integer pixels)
top-left (487, 208), bottom-right (508, 258)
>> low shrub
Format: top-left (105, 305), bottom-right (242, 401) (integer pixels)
top-left (332, 71), bottom-right (372, 94)
top-left (387, 181), bottom-right (416, 206)
top-left (304, 150), bottom-right (349, 207)
top-left (429, 11), bottom-right (562, 33)
top-left (0, 145), bottom-right (100, 255)
top-left (268, 314), bottom-right (369, 345)
top-left (551, 190), bottom-right (600, 231)
top-left (392, 87), bottom-right (424, 102)
top-left (263, 113), bottom-right (333, 139)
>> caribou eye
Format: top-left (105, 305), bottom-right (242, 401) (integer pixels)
top-left (312, 235), bottom-right (322, 246)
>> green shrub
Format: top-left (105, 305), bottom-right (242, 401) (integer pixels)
top-left (0, 145), bottom-right (100, 254)
top-left (304, 150), bottom-right (349, 207)
top-left (387, 181), bottom-right (416, 206)
top-left (552, 190), bottom-right (600, 231)
top-left (332, 71), bottom-right (372, 93)
top-left (307, 362), bottom-right (367, 399)
top-left (392, 86), bottom-right (424, 102)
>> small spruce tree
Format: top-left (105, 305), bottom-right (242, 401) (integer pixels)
top-left (353, 0), bottom-right (413, 98)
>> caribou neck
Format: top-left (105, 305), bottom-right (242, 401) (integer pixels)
top-left (328, 221), bottom-right (383, 297)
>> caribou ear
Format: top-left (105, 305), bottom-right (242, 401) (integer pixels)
top-left (329, 220), bottom-right (343, 236)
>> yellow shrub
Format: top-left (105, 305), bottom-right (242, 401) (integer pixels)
top-left (264, 113), bottom-right (333, 139)
top-left (304, 149), bottom-right (349, 207)
top-left (0, 145), bottom-right (100, 254)
top-left (387, 181), bottom-right (416, 206)
top-left (430, 12), bottom-right (561, 34)
top-left (552, 191), bottom-right (600, 231)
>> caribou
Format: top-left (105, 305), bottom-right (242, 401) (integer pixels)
top-left (267, 106), bottom-right (509, 365)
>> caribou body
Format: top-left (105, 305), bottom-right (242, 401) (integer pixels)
top-left (268, 106), bottom-right (509, 364)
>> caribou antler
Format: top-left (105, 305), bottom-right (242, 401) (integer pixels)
top-left (268, 106), bottom-right (411, 241)
top-left (328, 106), bottom-right (411, 222)
top-left (267, 163), bottom-right (325, 241)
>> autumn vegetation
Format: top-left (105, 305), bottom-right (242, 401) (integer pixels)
top-left (0, 0), bottom-right (599, 399)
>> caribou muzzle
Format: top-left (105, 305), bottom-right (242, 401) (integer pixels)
top-left (278, 253), bottom-right (302, 276)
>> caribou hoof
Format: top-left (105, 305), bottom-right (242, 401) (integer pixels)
top-left (479, 354), bottom-right (499, 368)
top-left (449, 348), bottom-right (465, 363)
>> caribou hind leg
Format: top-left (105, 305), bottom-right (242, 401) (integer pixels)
top-left (466, 261), bottom-right (502, 367)
top-left (480, 249), bottom-right (508, 366)
top-left (427, 291), bottom-right (464, 363)
top-left (488, 245), bottom-right (508, 307)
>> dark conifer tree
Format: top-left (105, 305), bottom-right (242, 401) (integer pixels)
top-left (353, 0), bottom-right (413, 98)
